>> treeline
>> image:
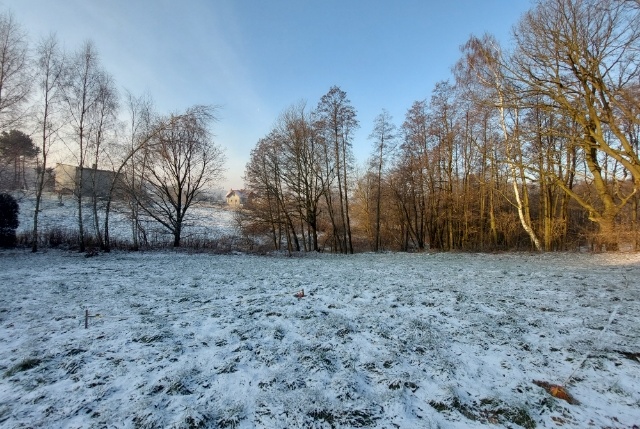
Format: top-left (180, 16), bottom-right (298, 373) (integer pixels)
top-left (242, 0), bottom-right (639, 253)
top-left (0, 11), bottom-right (226, 251)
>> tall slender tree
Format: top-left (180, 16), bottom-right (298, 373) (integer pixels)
top-left (316, 86), bottom-right (359, 253)
top-left (457, 34), bottom-right (543, 251)
top-left (0, 11), bottom-right (30, 132)
top-left (244, 134), bottom-right (288, 250)
top-left (31, 34), bottom-right (65, 252)
top-left (277, 103), bottom-right (324, 251)
top-left (395, 100), bottom-right (430, 250)
top-left (87, 70), bottom-right (118, 250)
top-left (368, 109), bottom-right (396, 251)
top-left (61, 41), bottom-right (104, 252)
top-left (120, 91), bottom-right (155, 250)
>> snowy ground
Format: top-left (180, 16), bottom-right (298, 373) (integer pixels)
top-left (14, 192), bottom-right (238, 245)
top-left (0, 250), bottom-right (639, 428)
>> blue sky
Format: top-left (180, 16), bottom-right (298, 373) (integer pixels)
top-left (4, 0), bottom-right (532, 190)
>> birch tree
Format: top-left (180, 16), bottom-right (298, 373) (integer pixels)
top-left (88, 70), bottom-right (118, 250)
top-left (0, 11), bottom-right (30, 132)
top-left (457, 34), bottom-right (543, 251)
top-left (31, 34), bottom-right (65, 252)
top-left (120, 91), bottom-right (154, 250)
top-left (61, 41), bottom-right (103, 252)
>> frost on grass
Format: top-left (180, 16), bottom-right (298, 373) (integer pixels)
top-left (0, 250), bottom-right (639, 428)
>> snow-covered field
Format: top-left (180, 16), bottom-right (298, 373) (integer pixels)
top-left (14, 192), bottom-right (237, 246)
top-left (0, 250), bottom-right (639, 428)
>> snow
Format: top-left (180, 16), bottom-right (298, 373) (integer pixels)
top-left (0, 250), bottom-right (639, 428)
top-left (15, 192), bottom-right (238, 244)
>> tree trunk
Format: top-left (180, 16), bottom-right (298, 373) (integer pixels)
top-left (334, 137), bottom-right (347, 254)
top-left (375, 158), bottom-right (382, 252)
top-left (91, 167), bottom-right (104, 250)
top-left (173, 225), bottom-right (181, 247)
top-left (32, 159), bottom-right (46, 253)
top-left (593, 215), bottom-right (619, 252)
top-left (77, 166), bottom-right (85, 252)
top-left (343, 144), bottom-right (354, 254)
top-left (103, 197), bottom-right (112, 252)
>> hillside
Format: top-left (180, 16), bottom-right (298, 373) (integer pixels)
top-left (14, 192), bottom-right (237, 247)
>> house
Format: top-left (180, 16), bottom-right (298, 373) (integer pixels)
top-left (54, 163), bottom-right (120, 198)
top-left (225, 189), bottom-right (248, 207)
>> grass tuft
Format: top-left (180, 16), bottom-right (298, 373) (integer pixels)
top-left (5, 358), bottom-right (42, 377)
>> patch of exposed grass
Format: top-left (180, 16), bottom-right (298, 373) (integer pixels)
top-left (166, 380), bottom-right (192, 396)
top-left (133, 334), bottom-right (165, 344)
top-left (308, 407), bottom-right (381, 427)
top-left (215, 402), bottom-right (246, 429)
top-left (308, 409), bottom-right (335, 425)
top-left (430, 396), bottom-right (535, 428)
top-left (5, 358), bottom-right (42, 377)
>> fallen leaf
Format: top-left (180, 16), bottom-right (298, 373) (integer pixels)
top-left (533, 380), bottom-right (579, 405)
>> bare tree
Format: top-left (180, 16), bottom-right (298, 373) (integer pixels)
top-left (100, 98), bottom-right (158, 252)
top-left (61, 41), bottom-right (104, 252)
top-left (276, 102), bottom-right (325, 251)
top-left (368, 109), bottom-right (396, 251)
top-left (31, 34), bottom-right (65, 252)
top-left (428, 81), bottom-right (462, 250)
top-left (457, 34), bottom-right (543, 251)
top-left (87, 70), bottom-right (118, 250)
top-left (394, 100), bottom-right (430, 250)
top-left (512, 0), bottom-right (640, 250)
top-left (244, 134), bottom-right (289, 251)
top-left (316, 86), bottom-right (359, 253)
top-left (120, 91), bottom-right (155, 250)
top-left (136, 105), bottom-right (225, 247)
top-left (0, 11), bottom-right (30, 131)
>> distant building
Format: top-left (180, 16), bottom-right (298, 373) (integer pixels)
top-left (225, 189), bottom-right (248, 207)
top-left (54, 163), bottom-right (119, 198)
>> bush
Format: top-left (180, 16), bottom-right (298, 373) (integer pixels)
top-left (0, 193), bottom-right (19, 248)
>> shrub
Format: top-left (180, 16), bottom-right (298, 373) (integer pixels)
top-left (0, 193), bottom-right (19, 248)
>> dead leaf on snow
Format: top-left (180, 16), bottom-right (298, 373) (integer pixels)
top-left (532, 380), bottom-right (579, 405)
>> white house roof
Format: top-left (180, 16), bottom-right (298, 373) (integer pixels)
top-left (226, 189), bottom-right (247, 198)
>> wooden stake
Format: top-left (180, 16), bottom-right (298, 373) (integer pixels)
top-left (85, 308), bottom-right (89, 329)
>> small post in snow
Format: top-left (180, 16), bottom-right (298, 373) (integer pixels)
top-left (85, 308), bottom-right (89, 329)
